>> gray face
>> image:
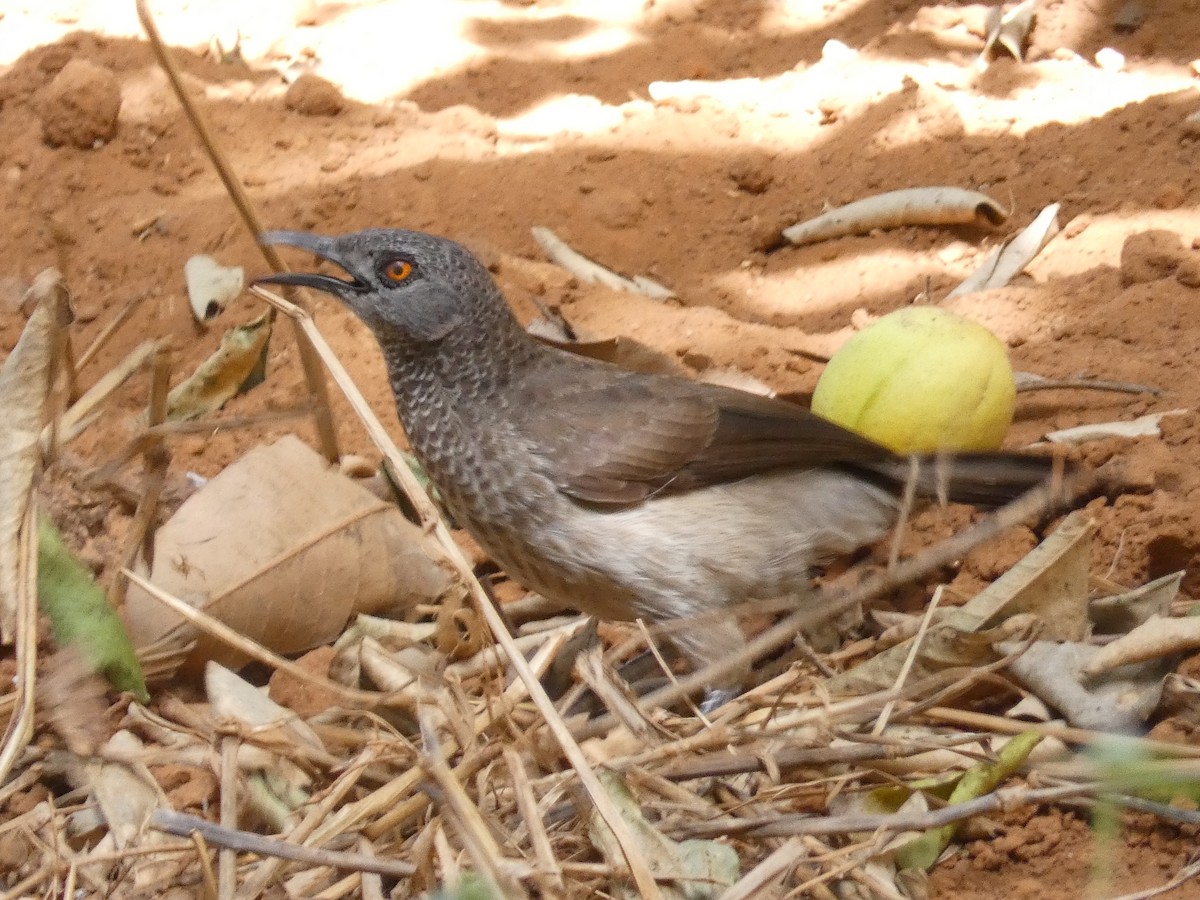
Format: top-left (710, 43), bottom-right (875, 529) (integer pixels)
top-left (256, 228), bottom-right (491, 343)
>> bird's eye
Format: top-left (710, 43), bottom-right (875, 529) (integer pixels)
top-left (384, 259), bottom-right (413, 283)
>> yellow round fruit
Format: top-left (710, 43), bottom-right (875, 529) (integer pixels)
top-left (812, 306), bottom-right (1016, 454)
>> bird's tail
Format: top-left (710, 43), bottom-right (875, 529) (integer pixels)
top-left (859, 452), bottom-right (1079, 508)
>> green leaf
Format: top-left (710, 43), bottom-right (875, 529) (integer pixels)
top-left (897, 731), bottom-right (1042, 870)
top-left (37, 516), bottom-right (148, 702)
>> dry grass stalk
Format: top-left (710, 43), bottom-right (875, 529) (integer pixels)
top-left (134, 0), bottom-right (341, 463)
top-left (0, 501), bottom-right (39, 787)
top-left (108, 345), bottom-right (172, 608)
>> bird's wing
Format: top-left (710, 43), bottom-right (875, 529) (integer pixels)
top-left (512, 355), bottom-right (897, 506)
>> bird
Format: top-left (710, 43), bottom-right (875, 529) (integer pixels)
top-left (256, 228), bottom-right (1073, 708)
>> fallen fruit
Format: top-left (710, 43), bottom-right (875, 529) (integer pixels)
top-left (812, 306), bottom-right (1016, 453)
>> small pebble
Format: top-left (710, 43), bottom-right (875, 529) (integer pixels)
top-left (1095, 47), bottom-right (1126, 71)
top-left (40, 58), bottom-right (121, 149)
top-left (1177, 257), bottom-right (1200, 288)
top-left (285, 72), bottom-right (344, 116)
top-left (1155, 185), bottom-right (1186, 209)
top-left (821, 39), bottom-right (857, 63)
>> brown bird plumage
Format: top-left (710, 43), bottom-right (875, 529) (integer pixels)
top-left (258, 228), bottom-right (1069, 706)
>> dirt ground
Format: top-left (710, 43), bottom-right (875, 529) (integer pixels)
top-left (3, 0), bottom-right (1200, 896)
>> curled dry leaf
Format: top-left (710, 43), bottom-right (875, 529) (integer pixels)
top-left (945, 203), bottom-right (1060, 299)
top-left (0, 270), bottom-right (61, 640)
top-left (1090, 570), bottom-right (1183, 634)
top-left (980, 0), bottom-right (1037, 63)
top-left (1083, 613), bottom-right (1200, 678)
top-left (532, 226), bottom-right (675, 299)
top-left (781, 187), bottom-right (1008, 247)
top-left (588, 770), bottom-right (739, 899)
top-left (1045, 410), bottom-right (1188, 444)
top-left (125, 435), bottom-right (454, 672)
top-left (165, 313), bottom-right (271, 421)
top-left (184, 254), bottom-right (244, 322)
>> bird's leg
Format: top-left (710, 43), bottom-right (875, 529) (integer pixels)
top-left (667, 611), bottom-right (752, 712)
top-left (699, 687), bottom-right (740, 714)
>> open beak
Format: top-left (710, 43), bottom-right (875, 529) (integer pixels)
top-left (254, 230), bottom-right (369, 295)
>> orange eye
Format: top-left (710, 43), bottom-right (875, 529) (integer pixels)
top-left (384, 260), bottom-right (413, 282)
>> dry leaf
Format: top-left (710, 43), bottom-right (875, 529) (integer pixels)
top-left (125, 435), bottom-right (454, 671)
top-left (957, 509), bottom-right (1092, 641)
top-left (588, 770), bottom-right (739, 899)
top-left (945, 203), bottom-right (1060, 299)
top-left (980, 0), bottom-right (1036, 62)
top-left (206, 661), bottom-right (325, 753)
top-left (0, 271), bottom-right (60, 640)
top-left (1045, 410), bottom-right (1188, 444)
top-left (1083, 613), bottom-right (1200, 677)
top-left (533, 226), bottom-right (674, 299)
top-left (782, 188), bottom-right (1007, 247)
top-left (1090, 571), bottom-right (1183, 634)
top-left (831, 512), bottom-right (1092, 693)
top-left (85, 730), bottom-right (176, 886)
top-left (165, 313), bottom-right (271, 421)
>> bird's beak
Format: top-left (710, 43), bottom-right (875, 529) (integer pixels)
top-left (254, 230), bottom-right (369, 295)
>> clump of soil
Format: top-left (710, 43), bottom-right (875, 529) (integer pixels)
top-left (39, 57), bottom-right (120, 148)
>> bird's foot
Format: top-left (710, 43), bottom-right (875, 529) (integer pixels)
top-left (699, 687), bottom-right (740, 715)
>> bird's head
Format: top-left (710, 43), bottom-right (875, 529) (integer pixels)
top-left (256, 228), bottom-right (503, 344)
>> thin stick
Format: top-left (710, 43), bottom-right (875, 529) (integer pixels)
top-left (251, 284), bottom-right (667, 900)
top-left (134, 0), bottom-right (340, 463)
top-left (121, 568), bottom-right (386, 708)
top-left (680, 782), bottom-right (1093, 839)
top-left (76, 291), bottom-right (154, 372)
top-left (420, 712), bottom-right (528, 899)
top-left (721, 837), bottom-right (808, 900)
top-left (0, 501), bottom-right (39, 787)
top-left (871, 584), bottom-right (944, 735)
top-left (192, 830), bottom-right (220, 900)
top-left (41, 339), bottom-right (159, 452)
top-left (921, 707), bottom-right (1200, 757)
top-left (108, 346), bottom-right (171, 608)
top-left (504, 748), bottom-right (566, 894)
top-left (145, 407), bottom-right (314, 436)
top-left (219, 737), bottom-right (239, 900)
top-left (149, 810), bottom-right (417, 878)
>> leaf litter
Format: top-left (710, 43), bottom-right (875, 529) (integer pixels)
top-left (5, 3), bottom-right (1200, 898)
